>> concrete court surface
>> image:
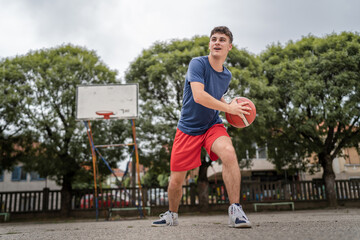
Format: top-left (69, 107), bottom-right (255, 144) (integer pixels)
top-left (0, 208), bottom-right (359, 240)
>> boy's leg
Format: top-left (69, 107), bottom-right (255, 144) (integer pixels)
top-left (211, 135), bottom-right (251, 228)
top-left (152, 171), bottom-right (186, 227)
top-left (211, 136), bottom-right (240, 204)
top-left (168, 171), bottom-right (187, 213)
top-left (152, 128), bottom-right (202, 227)
top-left (168, 128), bottom-right (202, 211)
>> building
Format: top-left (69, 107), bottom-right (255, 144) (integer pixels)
top-left (206, 145), bottom-right (360, 183)
top-left (0, 165), bottom-right (61, 192)
top-left (105, 168), bottom-right (125, 188)
top-left (301, 147), bottom-right (360, 181)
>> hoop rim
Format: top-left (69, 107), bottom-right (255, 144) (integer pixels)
top-left (95, 111), bottom-right (114, 119)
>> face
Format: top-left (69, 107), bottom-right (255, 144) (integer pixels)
top-left (209, 33), bottom-right (233, 58)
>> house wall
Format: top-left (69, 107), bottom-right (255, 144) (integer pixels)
top-left (207, 146), bottom-right (360, 182)
top-left (344, 147), bottom-right (360, 164)
top-left (0, 170), bottom-right (61, 192)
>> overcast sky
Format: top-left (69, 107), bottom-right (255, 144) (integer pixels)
top-left (1, 0), bottom-right (359, 79)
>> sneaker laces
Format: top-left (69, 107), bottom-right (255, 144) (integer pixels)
top-left (159, 211), bottom-right (175, 226)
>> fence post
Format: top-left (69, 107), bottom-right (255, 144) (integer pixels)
top-left (43, 188), bottom-right (50, 211)
top-left (142, 187), bottom-right (148, 206)
top-left (190, 183), bottom-right (196, 205)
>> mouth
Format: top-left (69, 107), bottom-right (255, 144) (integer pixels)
top-left (214, 47), bottom-right (221, 51)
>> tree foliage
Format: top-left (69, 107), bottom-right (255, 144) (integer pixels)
top-left (0, 58), bottom-right (34, 171)
top-left (261, 32), bottom-right (360, 206)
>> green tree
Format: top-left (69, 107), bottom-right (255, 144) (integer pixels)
top-left (125, 36), bottom-right (263, 208)
top-left (261, 32), bottom-right (360, 206)
top-left (141, 171), bottom-right (159, 187)
top-left (157, 173), bottom-right (169, 187)
top-left (0, 58), bottom-right (34, 172)
top-left (1, 44), bottom-right (130, 215)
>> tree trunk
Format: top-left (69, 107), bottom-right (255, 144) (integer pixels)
top-left (320, 154), bottom-right (337, 207)
top-left (197, 161), bottom-right (210, 212)
top-left (60, 174), bottom-right (73, 217)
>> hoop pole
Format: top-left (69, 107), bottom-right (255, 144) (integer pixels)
top-left (131, 119), bottom-right (146, 216)
top-left (85, 120), bottom-right (99, 221)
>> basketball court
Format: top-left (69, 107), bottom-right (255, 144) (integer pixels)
top-left (1, 208), bottom-right (359, 240)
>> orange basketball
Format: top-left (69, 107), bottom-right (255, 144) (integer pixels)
top-left (225, 97), bottom-right (256, 128)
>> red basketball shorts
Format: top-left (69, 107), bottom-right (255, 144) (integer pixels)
top-left (170, 124), bottom-right (230, 172)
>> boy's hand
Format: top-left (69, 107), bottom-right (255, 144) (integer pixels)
top-left (228, 97), bottom-right (252, 117)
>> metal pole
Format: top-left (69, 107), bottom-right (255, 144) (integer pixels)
top-left (131, 119), bottom-right (146, 216)
top-left (85, 120), bottom-right (99, 221)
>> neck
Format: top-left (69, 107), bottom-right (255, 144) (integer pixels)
top-left (208, 54), bottom-right (226, 72)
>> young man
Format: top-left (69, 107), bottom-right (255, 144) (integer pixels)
top-left (152, 26), bottom-right (252, 228)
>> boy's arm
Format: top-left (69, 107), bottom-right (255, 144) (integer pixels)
top-left (190, 82), bottom-right (250, 116)
top-left (220, 97), bottom-right (228, 104)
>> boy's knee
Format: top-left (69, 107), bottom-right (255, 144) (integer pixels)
top-left (168, 180), bottom-right (183, 190)
top-left (169, 172), bottom-right (186, 188)
top-left (221, 145), bottom-right (236, 160)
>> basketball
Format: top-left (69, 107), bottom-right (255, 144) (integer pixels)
top-left (225, 97), bottom-right (256, 128)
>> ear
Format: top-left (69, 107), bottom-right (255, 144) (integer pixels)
top-left (228, 43), bottom-right (233, 51)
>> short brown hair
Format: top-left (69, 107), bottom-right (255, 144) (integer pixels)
top-left (210, 26), bottom-right (233, 43)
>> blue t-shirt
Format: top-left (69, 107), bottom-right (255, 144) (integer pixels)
top-left (177, 56), bottom-right (231, 135)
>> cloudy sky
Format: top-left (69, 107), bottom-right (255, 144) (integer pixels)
top-left (1, 0), bottom-right (359, 79)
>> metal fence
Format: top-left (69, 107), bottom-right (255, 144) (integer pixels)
top-left (1, 180), bottom-right (359, 213)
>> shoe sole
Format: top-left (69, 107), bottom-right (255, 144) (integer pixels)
top-left (151, 223), bottom-right (179, 227)
top-left (151, 224), bottom-right (168, 227)
top-left (229, 223), bottom-right (252, 228)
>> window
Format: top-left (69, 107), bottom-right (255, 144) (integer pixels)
top-left (30, 172), bottom-right (45, 181)
top-left (258, 146), bottom-right (267, 159)
top-left (0, 171), bottom-right (3, 181)
top-left (247, 143), bottom-right (268, 159)
top-left (11, 167), bottom-right (27, 181)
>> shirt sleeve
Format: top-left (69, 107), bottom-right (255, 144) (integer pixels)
top-left (187, 58), bottom-right (205, 84)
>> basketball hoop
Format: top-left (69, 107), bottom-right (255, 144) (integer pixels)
top-left (96, 111), bottom-right (114, 119)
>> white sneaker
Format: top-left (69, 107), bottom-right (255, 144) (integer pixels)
top-left (228, 204), bottom-right (252, 228)
top-left (151, 211), bottom-right (179, 227)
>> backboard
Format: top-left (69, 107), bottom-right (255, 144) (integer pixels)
top-left (76, 84), bottom-right (138, 120)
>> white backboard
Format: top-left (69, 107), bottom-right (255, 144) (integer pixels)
top-left (76, 84), bottom-right (138, 120)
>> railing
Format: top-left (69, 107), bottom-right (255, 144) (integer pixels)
top-left (335, 180), bottom-right (360, 200)
top-left (209, 184), bottom-right (228, 204)
top-left (71, 187), bottom-right (143, 210)
top-left (181, 180), bottom-right (360, 205)
top-left (240, 181), bottom-right (326, 202)
top-left (1, 180), bottom-right (359, 213)
top-left (0, 188), bottom-right (61, 213)
top-left (240, 180), bottom-right (359, 202)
